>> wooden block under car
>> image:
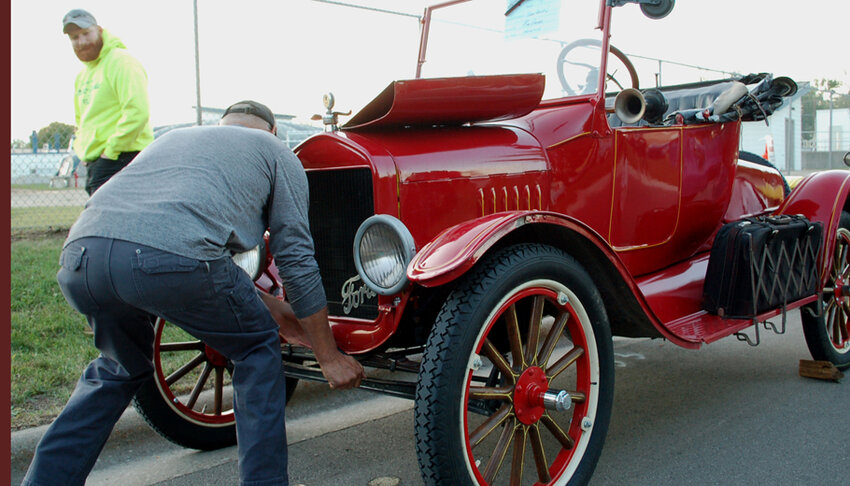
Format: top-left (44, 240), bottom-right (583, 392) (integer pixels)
top-left (798, 360), bottom-right (844, 382)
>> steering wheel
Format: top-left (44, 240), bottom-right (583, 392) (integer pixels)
top-left (556, 38), bottom-right (639, 96)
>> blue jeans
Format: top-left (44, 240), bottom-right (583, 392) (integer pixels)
top-left (22, 237), bottom-right (288, 486)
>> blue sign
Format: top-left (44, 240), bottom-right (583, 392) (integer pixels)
top-left (505, 0), bottom-right (560, 39)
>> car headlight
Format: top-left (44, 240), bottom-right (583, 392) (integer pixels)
top-left (231, 242), bottom-right (265, 281)
top-left (353, 214), bottom-right (416, 295)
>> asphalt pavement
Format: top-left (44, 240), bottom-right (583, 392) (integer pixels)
top-left (10, 313), bottom-right (849, 485)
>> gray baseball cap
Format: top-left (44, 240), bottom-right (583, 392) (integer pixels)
top-left (223, 100), bottom-right (277, 130)
top-left (63, 9), bottom-right (97, 33)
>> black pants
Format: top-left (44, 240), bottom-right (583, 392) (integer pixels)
top-left (85, 151), bottom-right (140, 195)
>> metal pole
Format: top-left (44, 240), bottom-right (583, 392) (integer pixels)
top-left (657, 59), bottom-right (662, 87)
top-left (828, 90), bottom-right (834, 168)
top-left (785, 104), bottom-right (794, 172)
top-left (193, 0), bottom-right (203, 126)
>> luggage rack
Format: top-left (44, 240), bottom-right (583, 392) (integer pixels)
top-left (732, 226), bottom-right (822, 346)
top-left (734, 294), bottom-right (821, 346)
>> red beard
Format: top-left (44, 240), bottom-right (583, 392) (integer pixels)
top-left (74, 37), bottom-right (103, 62)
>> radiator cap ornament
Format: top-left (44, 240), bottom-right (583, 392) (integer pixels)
top-left (311, 92), bottom-right (350, 132)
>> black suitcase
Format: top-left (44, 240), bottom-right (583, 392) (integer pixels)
top-left (703, 214), bottom-right (822, 318)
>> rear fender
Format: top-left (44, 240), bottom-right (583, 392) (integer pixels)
top-left (724, 160), bottom-right (786, 221)
top-left (776, 169), bottom-right (850, 285)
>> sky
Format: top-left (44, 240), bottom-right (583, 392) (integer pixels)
top-left (10, 0), bottom-right (850, 142)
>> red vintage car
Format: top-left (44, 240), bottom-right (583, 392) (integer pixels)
top-left (132, 1), bottom-right (849, 484)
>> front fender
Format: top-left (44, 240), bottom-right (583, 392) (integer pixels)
top-left (776, 169), bottom-right (850, 285)
top-left (408, 210), bottom-right (707, 347)
top-left (407, 211), bottom-right (618, 288)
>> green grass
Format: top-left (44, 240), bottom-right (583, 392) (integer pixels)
top-left (11, 184), bottom-right (51, 190)
top-left (9, 234), bottom-right (227, 429)
top-left (11, 206), bottom-right (84, 230)
top-left (10, 234), bottom-right (98, 429)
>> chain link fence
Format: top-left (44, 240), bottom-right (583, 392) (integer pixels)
top-left (10, 113), bottom-right (321, 232)
top-left (10, 149), bottom-right (88, 232)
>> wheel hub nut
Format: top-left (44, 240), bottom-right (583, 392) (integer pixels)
top-left (542, 389), bottom-right (572, 412)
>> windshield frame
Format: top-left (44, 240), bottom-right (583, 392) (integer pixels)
top-left (414, 0), bottom-right (613, 104)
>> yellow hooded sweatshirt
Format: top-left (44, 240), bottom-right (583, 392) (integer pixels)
top-left (73, 29), bottom-right (154, 162)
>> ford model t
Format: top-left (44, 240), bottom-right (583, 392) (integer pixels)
top-left (131, 1), bottom-right (849, 484)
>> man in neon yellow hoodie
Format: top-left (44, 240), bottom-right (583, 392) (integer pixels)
top-left (63, 9), bottom-right (154, 195)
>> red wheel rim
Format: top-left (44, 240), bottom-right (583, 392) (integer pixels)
top-left (826, 228), bottom-right (850, 353)
top-left (152, 318), bottom-right (234, 426)
top-left (461, 282), bottom-right (598, 485)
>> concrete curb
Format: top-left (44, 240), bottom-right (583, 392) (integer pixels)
top-left (10, 405), bottom-right (152, 482)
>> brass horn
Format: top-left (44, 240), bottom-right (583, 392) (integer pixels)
top-left (612, 88), bottom-right (646, 124)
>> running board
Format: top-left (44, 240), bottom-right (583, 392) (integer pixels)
top-left (283, 361), bottom-right (418, 400)
top-left (637, 254), bottom-right (820, 345)
top-left (664, 293), bottom-right (819, 346)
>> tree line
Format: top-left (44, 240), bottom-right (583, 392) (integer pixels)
top-left (11, 122), bottom-right (75, 151)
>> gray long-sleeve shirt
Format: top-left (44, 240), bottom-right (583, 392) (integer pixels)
top-left (66, 125), bottom-right (326, 318)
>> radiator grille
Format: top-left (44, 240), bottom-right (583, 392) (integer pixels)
top-left (306, 168), bottom-right (377, 319)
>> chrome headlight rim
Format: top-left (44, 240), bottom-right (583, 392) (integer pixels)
top-left (231, 240), bottom-right (266, 281)
top-left (353, 214), bottom-right (416, 296)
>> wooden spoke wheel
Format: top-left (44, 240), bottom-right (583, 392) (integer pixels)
top-left (133, 317), bottom-right (298, 450)
top-left (803, 211), bottom-right (850, 370)
top-left (415, 244), bottom-right (614, 485)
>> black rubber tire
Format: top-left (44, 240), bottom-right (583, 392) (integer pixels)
top-left (133, 373), bottom-right (237, 451)
top-left (802, 211), bottom-right (850, 370)
top-left (414, 243), bottom-right (614, 486)
top-left (132, 318), bottom-right (299, 450)
top-left (738, 150), bottom-right (791, 197)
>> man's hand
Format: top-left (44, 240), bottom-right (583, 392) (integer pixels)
top-left (298, 308), bottom-right (366, 390)
top-left (258, 292), bottom-right (365, 390)
top-left (317, 351), bottom-right (365, 390)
